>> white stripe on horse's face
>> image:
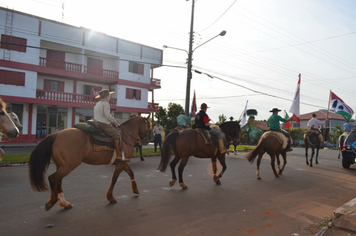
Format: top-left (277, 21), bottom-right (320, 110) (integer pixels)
top-left (9, 112), bottom-right (23, 130)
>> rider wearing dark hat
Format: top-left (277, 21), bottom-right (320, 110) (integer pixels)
top-left (229, 116), bottom-right (234, 121)
top-left (195, 103), bottom-right (228, 154)
top-left (94, 89), bottom-right (124, 161)
top-left (267, 108), bottom-right (293, 152)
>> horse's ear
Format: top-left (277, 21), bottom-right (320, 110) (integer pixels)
top-left (147, 114), bottom-right (150, 119)
top-left (237, 119), bottom-right (241, 124)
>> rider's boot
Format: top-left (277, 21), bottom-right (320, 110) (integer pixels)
top-left (114, 139), bottom-right (125, 161)
top-left (218, 139), bottom-right (229, 154)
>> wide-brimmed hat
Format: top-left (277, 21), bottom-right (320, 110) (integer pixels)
top-left (229, 116), bottom-right (234, 120)
top-left (269, 108), bottom-right (281, 113)
top-left (95, 89), bottom-right (114, 99)
top-left (312, 113), bottom-right (317, 117)
top-left (200, 103), bottom-right (210, 109)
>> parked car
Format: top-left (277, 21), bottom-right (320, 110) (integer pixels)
top-left (341, 130), bottom-right (356, 168)
top-left (323, 141), bottom-right (336, 148)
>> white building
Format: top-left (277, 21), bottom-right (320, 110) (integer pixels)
top-left (0, 7), bottom-right (162, 143)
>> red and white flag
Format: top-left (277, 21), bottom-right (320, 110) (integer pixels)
top-left (190, 90), bottom-right (197, 121)
top-left (289, 74), bottom-right (301, 124)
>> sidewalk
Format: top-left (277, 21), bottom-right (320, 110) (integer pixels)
top-left (317, 197), bottom-right (356, 235)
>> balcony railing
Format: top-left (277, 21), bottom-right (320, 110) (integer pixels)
top-left (148, 102), bottom-right (159, 111)
top-left (40, 57), bottom-right (82, 73)
top-left (84, 66), bottom-right (119, 79)
top-left (36, 89), bottom-right (117, 106)
top-left (150, 78), bottom-right (161, 88)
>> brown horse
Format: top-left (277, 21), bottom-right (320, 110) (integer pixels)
top-left (0, 111), bottom-right (22, 159)
top-left (220, 121), bottom-right (241, 154)
top-left (0, 98), bottom-right (19, 140)
top-left (304, 130), bottom-right (322, 167)
top-left (29, 115), bottom-right (151, 211)
top-left (158, 121), bottom-right (241, 189)
top-left (245, 131), bottom-right (288, 179)
top-left (134, 130), bottom-right (151, 161)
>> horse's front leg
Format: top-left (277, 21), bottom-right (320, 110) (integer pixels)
top-left (305, 147), bottom-right (309, 165)
top-left (106, 162), bottom-right (125, 203)
top-left (215, 154), bottom-right (227, 185)
top-left (270, 154), bottom-right (279, 177)
top-left (177, 157), bottom-right (189, 190)
top-left (124, 164), bottom-right (139, 194)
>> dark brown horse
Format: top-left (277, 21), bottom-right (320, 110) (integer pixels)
top-left (304, 130), bottom-right (322, 167)
top-left (29, 115), bottom-right (151, 211)
top-left (245, 131), bottom-right (288, 179)
top-left (158, 121), bottom-right (241, 189)
top-left (134, 130), bottom-right (151, 161)
top-left (220, 121), bottom-right (241, 154)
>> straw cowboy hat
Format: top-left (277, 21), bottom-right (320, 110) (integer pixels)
top-left (269, 108), bottom-right (281, 112)
top-left (95, 89), bottom-right (114, 99)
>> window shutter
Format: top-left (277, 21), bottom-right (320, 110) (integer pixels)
top-left (58, 81), bottom-right (64, 92)
top-left (129, 61), bottom-right (133, 73)
top-left (44, 79), bottom-right (51, 90)
top-left (138, 64), bottom-right (144, 75)
top-left (136, 90), bottom-right (141, 100)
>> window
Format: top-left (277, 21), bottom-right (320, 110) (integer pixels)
top-left (0, 70), bottom-right (25, 86)
top-left (0, 35), bottom-right (27, 52)
top-left (126, 88), bottom-right (141, 100)
top-left (129, 61), bottom-right (144, 75)
top-left (44, 79), bottom-right (64, 92)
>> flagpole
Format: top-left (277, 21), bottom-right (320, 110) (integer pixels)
top-left (323, 89), bottom-right (331, 141)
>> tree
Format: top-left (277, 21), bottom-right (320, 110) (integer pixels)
top-left (290, 128), bottom-right (308, 146)
top-left (155, 106), bottom-right (167, 127)
top-left (241, 117), bottom-right (263, 144)
top-left (215, 114), bottom-right (227, 126)
top-left (166, 103), bottom-right (183, 130)
top-left (330, 125), bottom-right (343, 144)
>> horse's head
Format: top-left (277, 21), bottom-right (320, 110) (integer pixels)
top-left (133, 114), bottom-right (151, 145)
top-left (9, 112), bottom-right (23, 132)
top-left (220, 120), bottom-right (241, 143)
top-left (0, 99), bottom-right (19, 139)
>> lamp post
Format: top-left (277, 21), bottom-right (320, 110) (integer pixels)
top-left (164, 0), bottom-right (226, 116)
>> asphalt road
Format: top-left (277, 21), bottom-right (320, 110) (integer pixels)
top-left (1, 147), bottom-right (355, 236)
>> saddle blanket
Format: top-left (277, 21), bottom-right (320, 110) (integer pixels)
top-left (262, 131), bottom-right (289, 150)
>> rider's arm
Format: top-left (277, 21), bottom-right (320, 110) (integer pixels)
top-left (103, 102), bottom-right (118, 126)
top-left (203, 115), bottom-right (210, 126)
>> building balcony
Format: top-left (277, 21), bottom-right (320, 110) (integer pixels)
top-left (148, 102), bottom-right (159, 111)
top-left (39, 58), bottom-right (119, 79)
top-left (149, 78), bottom-right (161, 91)
top-left (36, 89), bottom-right (117, 106)
top-left (39, 57), bottom-right (82, 73)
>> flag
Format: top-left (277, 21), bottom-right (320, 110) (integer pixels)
top-left (241, 100), bottom-right (248, 127)
top-left (283, 110), bottom-right (292, 130)
top-left (289, 73), bottom-right (301, 124)
top-left (329, 91), bottom-right (354, 121)
top-left (190, 90), bottom-right (197, 121)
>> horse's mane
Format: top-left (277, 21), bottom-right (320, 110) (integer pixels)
top-left (121, 116), bottom-right (141, 125)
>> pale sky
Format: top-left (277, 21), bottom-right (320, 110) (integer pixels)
top-left (1, 0), bottom-right (356, 122)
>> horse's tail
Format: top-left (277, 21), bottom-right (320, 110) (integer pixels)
top-left (157, 131), bottom-right (180, 172)
top-left (29, 134), bottom-right (57, 192)
top-left (245, 137), bottom-right (265, 164)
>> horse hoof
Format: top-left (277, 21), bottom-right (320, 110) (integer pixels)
top-left (215, 180), bottom-right (221, 185)
top-left (64, 204), bottom-right (73, 209)
top-left (109, 198), bottom-right (117, 203)
top-left (140, 158), bottom-right (145, 161)
top-left (257, 177), bottom-right (261, 180)
top-left (45, 203), bottom-right (53, 211)
top-left (179, 183), bottom-right (188, 189)
top-left (213, 176), bottom-right (219, 183)
top-left (133, 190), bottom-right (139, 194)
top-left (275, 175), bottom-right (279, 178)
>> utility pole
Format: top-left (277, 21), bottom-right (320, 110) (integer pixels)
top-left (185, 0), bottom-right (195, 116)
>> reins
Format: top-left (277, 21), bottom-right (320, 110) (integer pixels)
top-left (121, 118), bottom-right (150, 147)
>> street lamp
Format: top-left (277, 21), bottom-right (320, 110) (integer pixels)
top-left (163, 30), bottom-right (226, 116)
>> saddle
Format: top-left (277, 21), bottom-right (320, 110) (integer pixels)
top-left (262, 131), bottom-right (288, 150)
top-left (73, 120), bottom-right (121, 149)
top-left (195, 128), bottom-right (219, 146)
